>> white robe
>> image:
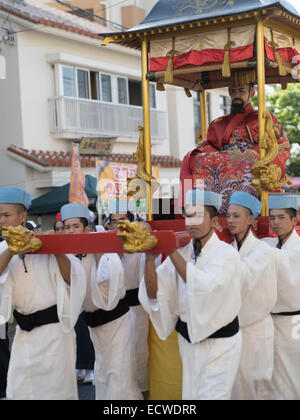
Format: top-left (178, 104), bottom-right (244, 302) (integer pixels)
top-left (122, 253), bottom-right (149, 393)
top-left (231, 230), bottom-right (277, 400)
top-left (139, 232), bottom-right (242, 400)
top-left (263, 230), bottom-right (300, 399)
top-left (81, 253), bottom-right (142, 400)
top-left (0, 242), bottom-right (86, 400)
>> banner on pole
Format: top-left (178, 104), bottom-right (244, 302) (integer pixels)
top-left (69, 143), bottom-right (89, 207)
top-left (96, 160), bottom-right (159, 214)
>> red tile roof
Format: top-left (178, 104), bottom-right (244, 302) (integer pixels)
top-left (7, 145), bottom-right (182, 169)
top-left (0, 0), bottom-right (108, 40)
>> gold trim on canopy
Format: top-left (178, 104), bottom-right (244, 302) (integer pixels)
top-left (150, 25), bottom-right (256, 58)
top-left (101, 7), bottom-right (300, 50)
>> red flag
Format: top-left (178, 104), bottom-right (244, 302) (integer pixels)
top-left (69, 144), bottom-right (89, 206)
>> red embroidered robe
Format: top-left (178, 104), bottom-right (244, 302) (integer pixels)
top-left (180, 104), bottom-right (290, 213)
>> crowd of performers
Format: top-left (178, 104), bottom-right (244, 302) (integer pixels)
top-left (0, 186), bottom-right (299, 400)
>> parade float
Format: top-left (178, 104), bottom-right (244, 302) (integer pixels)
top-left (100, 0), bottom-right (300, 224)
top-left (97, 0), bottom-right (300, 399)
top-left (13, 0), bottom-right (300, 400)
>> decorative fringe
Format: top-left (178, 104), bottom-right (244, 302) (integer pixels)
top-left (270, 29), bottom-right (287, 77)
top-left (222, 29), bottom-right (233, 78)
top-left (222, 50), bottom-right (231, 78)
top-left (164, 57), bottom-right (174, 84)
top-left (156, 82), bottom-right (165, 91)
top-left (164, 37), bottom-right (179, 84)
top-left (232, 69), bottom-right (257, 87)
top-left (184, 88), bottom-right (192, 98)
top-left (275, 50), bottom-right (287, 76)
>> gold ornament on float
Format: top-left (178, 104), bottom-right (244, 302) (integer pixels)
top-left (117, 220), bottom-right (158, 253)
top-left (1, 225), bottom-right (43, 254)
top-left (251, 112), bottom-right (291, 195)
top-left (127, 125), bottom-right (159, 201)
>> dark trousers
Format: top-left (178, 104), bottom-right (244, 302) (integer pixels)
top-left (0, 324), bottom-right (10, 398)
top-left (75, 313), bottom-right (95, 370)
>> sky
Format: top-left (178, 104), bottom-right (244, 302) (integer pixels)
top-left (289, 0), bottom-right (300, 13)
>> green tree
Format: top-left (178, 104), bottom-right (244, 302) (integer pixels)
top-left (286, 156), bottom-right (300, 177)
top-left (267, 84), bottom-right (300, 146)
top-left (252, 84), bottom-right (300, 176)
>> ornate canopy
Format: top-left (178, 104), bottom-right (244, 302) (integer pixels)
top-left (101, 0), bottom-right (300, 89)
top-left (104, 0), bottom-right (300, 36)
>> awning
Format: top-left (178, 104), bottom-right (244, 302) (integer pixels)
top-left (286, 176), bottom-right (300, 189)
top-left (28, 175), bottom-right (97, 215)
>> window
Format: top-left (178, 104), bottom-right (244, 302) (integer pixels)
top-left (220, 95), bottom-right (231, 115)
top-left (127, 80), bottom-right (156, 108)
top-left (117, 77), bottom-right (128, 104)
top-left (149, 83), bottom-right (156, 109)
top-left (100, 74), bottom-right (112, 102)
top-left (90, 71), bottom-right (100, 100)
top-left (193, 92), bottom-right (201, 129)
top-left (59, 65), bottom-right (157, 109)
top-left (62, 66), bottom-right (75, 97)
top-left (77, 69), bottom-right (90, 99)
top-left (128, 79), bottom-right (142, 106)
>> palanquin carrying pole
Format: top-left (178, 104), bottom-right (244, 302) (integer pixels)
top-left (141, 36), bottom-right (153, 221)
top-left (256, 18), bottom-right (268, 215)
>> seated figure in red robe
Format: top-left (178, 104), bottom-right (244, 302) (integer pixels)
top-left (180, 81), bottom-right (290, 213)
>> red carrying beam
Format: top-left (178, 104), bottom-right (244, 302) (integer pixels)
top-left (30, 215), bottom-right (300, 255)
top-left (31, 230), bottom-right (191, 255)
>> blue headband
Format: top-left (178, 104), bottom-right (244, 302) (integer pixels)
top-left (229, 191), bottom-right (262, 219)
top-left (0, 187), bottom-right (31, 210)
top-left (61, 203), bottom-right (90, 222)
top-left (269, 195), bottom-right (300, 211)
top-left (185, 190), bottom-right (222, 211)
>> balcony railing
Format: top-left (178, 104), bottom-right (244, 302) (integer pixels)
top-left (49, 97), bottom-right (167, 140)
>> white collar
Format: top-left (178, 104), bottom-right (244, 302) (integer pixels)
top-left (281, 229), bottom-right (300, 249)
top-left (233, 229), bottom-right (257, 257)
top-left (190, 231), bottom-right (220, 262)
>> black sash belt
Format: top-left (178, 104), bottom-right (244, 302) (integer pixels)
top-left (83, 297), bottom-right (130, 328)
top-left (175, 316), bottom-right (239, 344)
top-left (14, 305), bottom-right (59, 332)
top-left (271, 310), bottom-right (300, 316)
top-left (125, 288), bottom-right (140, 307)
